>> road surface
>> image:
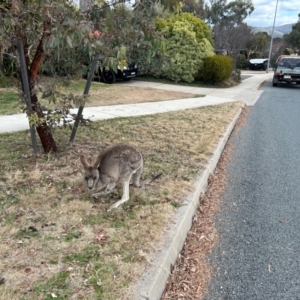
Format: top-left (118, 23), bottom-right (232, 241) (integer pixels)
top-left (204, 81), bottom-right (300, 300)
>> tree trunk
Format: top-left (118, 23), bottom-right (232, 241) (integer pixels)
top-left (27, 35), bottom-right (58, 153)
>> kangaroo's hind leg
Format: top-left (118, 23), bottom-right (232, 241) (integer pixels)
top-left (132, 164), bottom-right (143, 188)
top-left (107, 176), bottom-right (132, 212)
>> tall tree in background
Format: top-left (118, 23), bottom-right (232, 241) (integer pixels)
top-left (181, 0), bottom-right (206, 19)
top-left (206, 0), bottom-right (254, 57)
top-left (0, 0), bottom-right (181, 153)
top-left (246, 31), bottom-right (270, 58)
top-left (284, 13), bottom-right (300, 51)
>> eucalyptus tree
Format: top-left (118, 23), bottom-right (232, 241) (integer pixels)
top-left (246, 31), bottom-right (270, 58)
top-left (205, 0), bottom-right (254, 58)
top-left (0, 0), bottom-right (181, 153)
top-left (284, 13), bottom-right (300, 51)
top-left (181, 0), bottom-right (206, 19)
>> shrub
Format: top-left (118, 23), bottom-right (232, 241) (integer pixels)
top-left (156, 12), bottom-right (213, 45)
top-left (155, 13), bottom-right (214, 82)
top-left (236, 54), bottom-right (249, 70)
top-left (198, 55), bottom-right (234, 83)
top-left (249, 52), bottom-right (262, 59)
top-left (283, 48), bottom-right (292, 55)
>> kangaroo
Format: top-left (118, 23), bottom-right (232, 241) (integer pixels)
top-left (80, 143), bottom-right (161, 212)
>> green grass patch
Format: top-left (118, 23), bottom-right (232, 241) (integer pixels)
top-left (0, 76), bottom-right (18, 88)
top-left (14, 227), bottom-right (41, 239)
top-left (63, 246), bottom-right (100, 266)
top-left (34, 271), bottom-right (71, 300)
top-left (63, 231), bottom-right (82, 241)
top-left (0, 90), bottom-right (21, 115)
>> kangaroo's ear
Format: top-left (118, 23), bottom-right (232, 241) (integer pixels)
top-left (93, 154), bottom-right (102, 168)
top-left (80, 155), bottom-right (89, 168)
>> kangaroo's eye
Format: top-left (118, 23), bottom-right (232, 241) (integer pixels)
top-left (93, 177), bottom-right (97, 180)
top-left (85, 177), bottom-right (89, 181)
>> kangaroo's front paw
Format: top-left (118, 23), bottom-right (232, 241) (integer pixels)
top-left (107, 201), bottom-right (122, 212)
top-left (107, 198), bottom-right (129, 212)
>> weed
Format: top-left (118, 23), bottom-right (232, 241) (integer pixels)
top-left (34, 271), bottom-right (71, 299)
top-left (171, 201), bottom-right (183, 208)
top-left (63, 245), bottom-right (100, 266)
top-left (63, 231), bottom-right (82, 241)
top-left (15, 227), bottom-right (41, 239)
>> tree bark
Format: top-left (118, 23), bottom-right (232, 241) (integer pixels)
top-left (26, 32), bottom-right (58, 153)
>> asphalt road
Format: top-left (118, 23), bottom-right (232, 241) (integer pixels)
top-left (204, 81), bottom-right (300, 300)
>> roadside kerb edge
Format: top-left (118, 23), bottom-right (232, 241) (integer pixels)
top-left (137, 104), bottom-right (245, 300)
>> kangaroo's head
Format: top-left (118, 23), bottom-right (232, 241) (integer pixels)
top-left (80, 155), bottom-right (101, 190)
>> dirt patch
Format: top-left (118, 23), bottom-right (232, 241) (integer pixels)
top-left (161, 106), bottom-right (249, 299)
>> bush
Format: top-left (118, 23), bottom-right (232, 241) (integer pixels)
top-left (236, 54), bottom-right (249, 70)
top-left (155, 13), bottom-right (214, 82)
top-left (283, 48), bottom-right (292, 55)
top-left (198, 55), bottom-right (234, 83)
top-left (249, 52), bottom-right (262, 59)
top-left (156, 12), bottom-right (213, 45)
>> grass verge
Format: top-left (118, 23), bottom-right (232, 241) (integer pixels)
top-left (0, 101), bottom-right (242, 299)
top-left (0, 77), bottom-right (201, 115)
top-left (0, 90), bottom-right (21, 115)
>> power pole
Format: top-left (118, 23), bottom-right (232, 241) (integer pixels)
top-left (266, 0), bottom-right (279, 72)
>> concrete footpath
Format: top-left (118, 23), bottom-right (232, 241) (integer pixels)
top-left (0, 71), bottom-right (271, 134)
top-left (0, 71), bottom-right (272, 299)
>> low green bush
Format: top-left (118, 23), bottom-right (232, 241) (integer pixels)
top-left (0, 75), bottom-right (17, 88)
top-left (198, 55), bottom-right (234, 83)
top-left (249, 52), bottom-right (262, 59)
top-left (236, 54), bottom-right (249, 70)
top-left (155, 13), bottom-right (214, 83)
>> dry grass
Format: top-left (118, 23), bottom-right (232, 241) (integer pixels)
top-left (0, 101), bottom-right (243, 299)
top-left (1, 78), bottom-right (201, 116)
top-left (39, 78), bottom-right (202, 107)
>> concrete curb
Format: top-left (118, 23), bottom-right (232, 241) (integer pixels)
top-left (137, 104), bottom-right (245, 300)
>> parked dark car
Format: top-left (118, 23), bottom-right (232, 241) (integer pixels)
top-left (249, 58), bottom-right (268, 70)
top-left (90, 62), bottom-right (138, 84)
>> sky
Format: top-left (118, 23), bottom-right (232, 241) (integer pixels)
top-left (244, 0), bottom-right (300, 27)
top-left (73, 0), bottom-right (300, 28)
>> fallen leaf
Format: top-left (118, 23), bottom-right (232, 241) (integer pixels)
top-left (96, 233), bottom-right (108, 245)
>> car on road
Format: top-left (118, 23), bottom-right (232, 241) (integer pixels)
top-left (249, 58), bottom-right (268, 70)
top-left (91, 62), bottom-right (138, 84)
top-left (272, 55), bottom-right (300, 87)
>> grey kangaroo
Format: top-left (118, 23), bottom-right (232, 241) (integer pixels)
top-left (80, 143), bottom-right (161, 212)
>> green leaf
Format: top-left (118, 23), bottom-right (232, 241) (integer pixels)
top-left (66, 35), bottom-right (73, 48)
